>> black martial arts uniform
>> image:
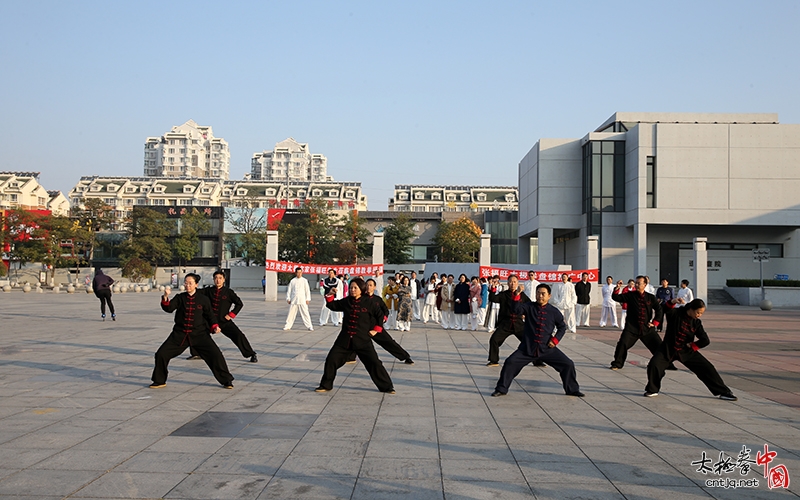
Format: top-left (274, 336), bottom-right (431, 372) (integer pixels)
top-left (189, 285), bottom-right (256, 359)
top-left (317, 295), bottom-right (394, 392)
top-left (645, 304), bottom-right (734, 397)
top-left (494, 301), bottom-right (581, 395)
top-left (152, 292), bottom-right (234, 387)
top-left (487, 288), bottom-right (530, 364)
top-left (345, 293), bottom-right (412, 363)
top-left (610, 288), bottom-right (665, 369)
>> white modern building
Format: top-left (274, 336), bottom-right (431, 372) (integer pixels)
top-left (250, 138), bottom-right (329, 182)
top-left (389, 185), bottom-right (518, 213)
top-left (518, 112), bottom-right (800, 288)
top-left (0, 172), bottom-right (70, 216)
top-left (69, 176), bottom-right (367, 224)
top-left (144, 120), bottom-right (230, 179)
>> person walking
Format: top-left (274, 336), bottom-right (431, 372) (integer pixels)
top-left (610, 275), bottom-right (668, 370)
top-left (315, 278), bottom-right (395, 394)
top-left (189, 271), bottom-right (257, 363)
top-left (644, 298), bottom-right (737, 401)
top-left (492, 282), bottom-right (584, 398)
top-left (284, 267), bottom-right (314, 331)
top-left (453, 274), bottom-right (471, 330)
top-left (422, 273), bottom-right (440, 323)
top-left (574, 272), bottom-right (592, 327)
top-left (150, 273), bottom-right (234, 389)
top-left (599, 276), bottom-right (619, 328)
top-left (486, 275), bottom-right (530, 366)
top-left (396, 276), bottom-right (413, 332)
top-left (92, 268), bottom-right (116, 321)
top-left (551, 274), bottom-right (577, 333)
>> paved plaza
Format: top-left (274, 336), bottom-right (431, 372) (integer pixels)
top-left (0, 289), bottom-right (798, 499)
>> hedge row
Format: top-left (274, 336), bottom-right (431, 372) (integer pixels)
top-left (726, 279), bottom-right (800, 287)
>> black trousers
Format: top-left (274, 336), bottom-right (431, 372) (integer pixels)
top-left (488, 326), bottom-right (522, 364)
top-left (611, 328), bottom-right (663, 369)
top-left (153, 334), bottom-right (234, 386)
top-left (191, 321), bottom-right (255, 358)
top-left (646, 350), bottom-right (731, 395)
top-left (95, 290), bottom-right (115, 316)
top-left (320, 344), bottom-right (393, 392)
top-left (346, 331), bottom-right (410, 362)
top-left (495, 348), bottom-right (580, 395)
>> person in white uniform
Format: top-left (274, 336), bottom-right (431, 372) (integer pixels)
top-left (284, 267), bottom-right (314, 331)
top-left (675, 279), bottom-right (694, 308)
top-left (599, 276), bottom-right (619, 328)
top-left (551, 273), bottom-right (577, 333)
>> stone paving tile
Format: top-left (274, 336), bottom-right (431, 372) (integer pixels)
top-left (30, 449), bottom-right (136, 471)
top-left (216, 438), bottom-right (300, 457)
top-left (70, 471), bottom-right (188, 499)
top-left (442, 480), bottom-right (535, 500)
top-left (113, 451), bottom-right (211, 473)
top-left (166, 473), bottom-right (271, 499)
top-left (358, 458), bottom-right (441, 480)
top-left (441, 458), bottom-right (525, 483)
top-left (351, 478), bottom-right (444, 500)
top-left (144, 436), bottom-right (230, 454)
top-left (69, 431), bottom-right (161, 452)
top-left (529, 482), bottom-right (626, 499)
top-left (366, 438), bottom-right (441, 459)
top-left (195, 453), bottom-right (285, 476)
top-left (274, 456), bottom-right (362, 477)
top-left (257, 476), bottom-right (356, 499)
top-left (0, 469), bottom-right (104, 497)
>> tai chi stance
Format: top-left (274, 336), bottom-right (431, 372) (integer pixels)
top-left (644, 298), bottom-right (737, 401)
top-left (151, 273), bottom-right (234, 389)
top-left (610, 276), bottom-right (671, 370)
top-left (315, 278), bottom-right (395, 394)
top-left (492, 283), bottom-right (584, 397)
top-left (599, 276), bottom-right (619, 327)
top-left (92, 268), bottom-right (115, 321)
top-left (486, 275), bottom-right (530, 366)
top-left (284, 267), bottom-right (314, 331)
top-left (189, 271), bottom-right (257, 363)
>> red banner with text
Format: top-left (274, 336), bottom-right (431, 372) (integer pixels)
top-left (266, 259), bottom-right (383, 276)
top-left (479, 266), bottom-right (599, 282)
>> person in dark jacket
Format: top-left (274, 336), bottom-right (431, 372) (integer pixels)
top-left (150, 273), bottom-right (234, 389)
top-left (644, 298), bottom-right (737, 400)
top-left (486, 275), bottom-right (530, 366)
top-left (574, 272), bottom-right (592, 327)
top-left (610, 276), bottom-right (667, 370)
top-left (453, 273), bottom-right (471, 330)
top-left (315, 278), bottom-right (395, 393)
top-left (92, 269), bottom-right (116, 321)
top-left (187, 271), bottom-right (257, 363)
top-left (491, 282), bottom-right (584, 397)
top-left (654, 279), bottom-right (675, 332)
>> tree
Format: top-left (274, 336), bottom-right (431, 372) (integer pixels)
top-left (383, 214), bottom-right (415, 264)
top-left (336, 210), bottom-right (371, 264)
top-left (173, 209), bottom-right (211, 269)
top-left (278, 199), bottom-right (338, 264)
top-left (71, 198), bottom-right (115, 268)
top-left (118, 208), bottom-right (173, 282)
top-left (1, 209), bottom-right (48, 278)
top-left (225, 196), bottom-right (266, 266)
top-left (432, 216), bottom-right (482, 263)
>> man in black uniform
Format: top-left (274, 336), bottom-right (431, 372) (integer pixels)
top-left (610, 275), bottom-right (668, 370)
top-left (486, 275), bottom-right (530, 366)
top-left (188, 271), bottom-right (257, 362)
top-left (574, 272), bottom-right (592, 327)
top-left (151, 273), bottom-right (234, 389)
top-left (492, 283), bottom-right (584, 397)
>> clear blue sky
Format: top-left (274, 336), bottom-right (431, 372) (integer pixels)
top-left (2, 1), bottom-right (798, 210)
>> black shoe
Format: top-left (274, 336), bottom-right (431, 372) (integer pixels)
top-left (666, 364), bottom-right (678, 371)
top-left (719, 393), bottom-right (738, 401)
top-left (404, 358), bottom-right (414, 365)
top-left (186, 355), bottom-right (202, 360)
top-left (533, 361), bottom-right (547, 367)
top-left (382, 388), bottom-right (396, 394)
top-left (314, 387), bottom-right (330, 393)
top-left (249, 354), bottom-right (258, 363)
top-left (486, 361), bottom-right (499, 367)
top-left (491, 391), bottom-right (506, 397)
top-left (111, 314), bottom-right (116, 321)
top-left (567, 391), bottom-right (585, 397)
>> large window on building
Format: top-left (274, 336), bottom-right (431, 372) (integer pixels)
top-left (646, 156), bottom-right (656, 208)
top-left (582, 141), bottom-right (625, 235)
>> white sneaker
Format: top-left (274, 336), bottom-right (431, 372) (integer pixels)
top-left (283, 327), bottom-right (291, 330)
top-left (308, 327), bottom-right (314, 331)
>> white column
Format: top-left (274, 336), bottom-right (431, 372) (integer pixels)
top-left (586, 235), bottom-right (599, 271)
top-left (538, 227), bottom-right (553, 266)
top-left (479, 234), bottom-right (491, 267)
top-left (372, 232), bottom-right (384, 266)
top-left (633, 222), bottom-right (647, 277)
top-left (693, 237), bottom-right (708, 302)
top-left (265, 230), bottom-right (278, 302)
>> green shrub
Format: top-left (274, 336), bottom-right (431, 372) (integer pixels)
top-left (726, 279), bottom-right (800, 287)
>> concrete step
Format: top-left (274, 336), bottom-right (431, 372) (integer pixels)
top-left (707, 288), bottom-right (740, 305)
